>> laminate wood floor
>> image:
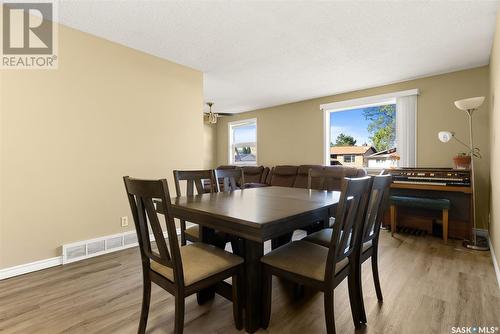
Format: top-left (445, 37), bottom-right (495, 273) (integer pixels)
top-left (1, 231), bottom-right (499, 334)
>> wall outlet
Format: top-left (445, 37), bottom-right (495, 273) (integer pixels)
top-left (121, 216), bottom-right (129, 227)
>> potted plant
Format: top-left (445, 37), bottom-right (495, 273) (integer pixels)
top-left (453, 153), bottom-right (471, 169)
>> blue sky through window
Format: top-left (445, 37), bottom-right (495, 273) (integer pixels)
top-left (330, 108), bottom-right (372, 146)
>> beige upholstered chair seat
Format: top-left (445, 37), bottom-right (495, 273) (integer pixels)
top-left (362, 239), bottom-right (373, 252)
top-left (302, 228), bottom-right (334, 246)
top-left (185, 225), bottom-right (199, 239)
top-left (261, 240), bottom-right (349, 282)
top-left (151, 243), bottom-right (243, 286)
top-left (303, 229), bottom-right (373, 253)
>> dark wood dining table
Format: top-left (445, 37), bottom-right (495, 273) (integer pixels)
top-left (171, 186), bottom-right (340, 333)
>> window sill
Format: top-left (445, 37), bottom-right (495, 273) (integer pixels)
top-left (231, 162), bottom-right (258, 166)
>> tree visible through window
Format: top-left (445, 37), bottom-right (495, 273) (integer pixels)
top-left (330, 103), bottom-right (397, 169)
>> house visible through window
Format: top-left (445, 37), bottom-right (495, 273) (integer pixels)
top-left (328, 103), bottom-right (396, 168)
top-left (229, 119), bottom-right (257, 165)
top-left (322, 89), bottom-right (418, 169)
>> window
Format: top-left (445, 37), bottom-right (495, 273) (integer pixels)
top-left (328, 103), bottom-right (396, 168)
top-left (229, 119), bottom-right (257, 165)
top-left (343, 155), bottom-right (355, 163)
top-left (321, 89), bottom-right (418, 170)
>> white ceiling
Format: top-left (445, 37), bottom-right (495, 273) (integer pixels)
top-left (58, 1), bottom-right (500, 113)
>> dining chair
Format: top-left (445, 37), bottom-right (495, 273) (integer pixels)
top-left (308, 167), bottom-right (346, 192)
top-left (123, 176), bottom-right (244, 334)
top-left (305, 167), bottom-right (346, 231)
top-left (214, 167), bottom-right (245, 192)
top-left (303, 174), bottom-right (392, 325)
top-left (270, 167), bottom-right (350, 251)
top-left (173, 170), bottom-right (217, 245)
top-left (356, 174), bottom-right (392, 323)
top-left (214, 168), bottom-right (245, 255)
top-left (261, 176), bottom-right (372, 334)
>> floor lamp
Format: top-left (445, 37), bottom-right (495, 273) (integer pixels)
top-left (438, 96), bottom-right (488, 251)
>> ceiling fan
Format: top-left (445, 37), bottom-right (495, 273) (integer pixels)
top-left (204, 102), bottom-right (232, 124)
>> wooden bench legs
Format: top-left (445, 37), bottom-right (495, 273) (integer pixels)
top-left (390, 205), bottom-right (449, 243)
top-left (390, 204), bottom-right (397, 237)
top-left (442, 208), bottom-right (448, 243)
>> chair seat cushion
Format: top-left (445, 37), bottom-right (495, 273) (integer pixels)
top-left (261, 240), bottom-right (349, 282)
top-left (362, 239), bottom-right (373, 253)
top-left (185, 225), bottom-right (199, 239)
top-left (302, 228), bottom-right (333, 247)
top-left (390, 196), bottom-right (450, 210)
top-left (303, 228), bottom-right (373, 252)
top-left (151, 243), bottom-right (243, 286)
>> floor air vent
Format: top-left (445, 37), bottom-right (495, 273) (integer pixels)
top-left (62, 231), bottom-right (138, 264)
top-left (62, 228), bottom-right (176, 265)
top-left (124, 233), bottom-right (138, 246)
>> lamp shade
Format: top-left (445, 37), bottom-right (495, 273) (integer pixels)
top-left (454, 96), bottom-right (485, 111)
top-left (438, 131), bottom-right (453, 143)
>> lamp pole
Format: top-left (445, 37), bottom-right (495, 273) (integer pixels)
top-left (463, 108), bottom-right (488, 251)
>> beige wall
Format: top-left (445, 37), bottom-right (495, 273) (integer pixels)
top-left (217, 67), bottom-right (491, 228)
top-left (489, 12), bottom-right (500, 268)
top-left (0, 24), bottom-right (205, 268)
top-left (203, 123), bottom-right (217, 168)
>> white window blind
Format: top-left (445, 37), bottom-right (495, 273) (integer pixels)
top-left (396, 94), bottom-right (417, 167)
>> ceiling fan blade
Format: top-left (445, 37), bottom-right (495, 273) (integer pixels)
top-left (216, 113), bottom-right (234, 116)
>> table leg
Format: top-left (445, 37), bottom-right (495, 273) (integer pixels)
top-left (271, 232), bottom-right (293, 250)
top-left (197, 226), bottom-right (217, 304)
top-left (244, 239), bottom-right (264, 333)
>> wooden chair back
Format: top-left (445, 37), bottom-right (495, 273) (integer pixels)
top-left (123, 176), bottom-right (184, 285)
top-left (308, 168), bottom-right (346, 191)
top-left (325, 176), bottom-right (371, 282)
top-left (361, 174), bottom-right (392, 245)
top-left (215, 168), bottom-right (245, 192)
top-left (173, 170), bottom-right (217, 196)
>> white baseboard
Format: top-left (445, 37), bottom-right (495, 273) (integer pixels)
top-left (0, 256), bottom-right (62, 280)
top-left (489, 238), bottom-right (500, 289)
top-left (0, 228), bottom-right (182, 281)
top-left (472, 228), bottom-right (499, 289)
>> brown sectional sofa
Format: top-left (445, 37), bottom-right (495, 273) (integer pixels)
top-left (217, 165), bottom-right (270, 188)
top-left (217, 164), bottom-right (367, 190)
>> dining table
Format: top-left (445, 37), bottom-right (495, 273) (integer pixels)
top-left (170, 186), bottom-right (340, 333)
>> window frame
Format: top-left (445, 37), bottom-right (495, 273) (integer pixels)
top-left (343, 154), bottom-right (356, 163)
top-left (321, 89), bottom-right (418, 171)
top-left (228, 118), bottom-right (258, 166)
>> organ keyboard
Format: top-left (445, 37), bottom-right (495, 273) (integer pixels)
top-left (388, 168), bottom-right (471, 187)
top-left (385, 167), bottom-right (473, 240)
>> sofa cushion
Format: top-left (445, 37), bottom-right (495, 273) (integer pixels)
top-left (216, 165), bottom-right (266, 186)
top-left (320, 166), bottom-right (367, 190)
top-left (269, 165), bottom-right (299, 187)
top-left (293, 165), bottom-right (325, 188)
top-left (241, 166), bottom-right (265, 184)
